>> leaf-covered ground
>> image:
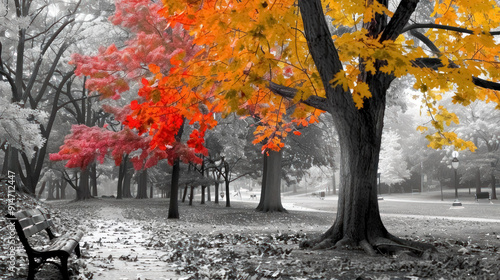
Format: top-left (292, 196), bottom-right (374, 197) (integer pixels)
top-left (1, 185), bottom-right (500, 280)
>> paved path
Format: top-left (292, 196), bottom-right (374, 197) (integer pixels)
top-left (82, 207), bottom-right (177, 280)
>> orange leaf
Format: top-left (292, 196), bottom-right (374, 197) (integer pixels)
top-left (148, 64), bottom-right (161, 74)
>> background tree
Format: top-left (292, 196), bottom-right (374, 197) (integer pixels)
top-left (0, 0), bottom-right (86, 194)
top-left (378, 129), bottom-right (411, 190)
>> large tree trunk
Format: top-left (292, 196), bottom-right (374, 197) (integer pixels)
top-left (256, 150), bottom-right (286, 212)
top-left (295, 0), bottom-right (435, 255)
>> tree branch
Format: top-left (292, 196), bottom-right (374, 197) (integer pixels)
top-left (409, 30), bottom-right (500, 92)
top-left (380, 0), bottom-right (420, 42)
top-left (267, 81), bottom-right (328, 111)
top-left (298, 0), bottom-right (343, 92)
top-left (402, 23), bottom-right (500, 36)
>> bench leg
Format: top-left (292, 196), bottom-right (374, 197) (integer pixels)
top-left (27, 257), bottom-right (36, 280)
top-left (59, 256), bottom-right (70, 280)
top-left (75, 243), bottom-right (81, 258)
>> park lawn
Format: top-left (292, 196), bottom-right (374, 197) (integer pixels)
top-left (1, 187), bottom-right (499, 279)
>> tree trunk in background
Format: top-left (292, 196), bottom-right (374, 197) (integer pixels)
top-left (167, 119), bottom-right (185, 219)
top-left (332, 173), bottom-right (337, 195)
top-left (37, 182), bottom-right (46, 199)
top-left (168, 158), bottom-right (181, 219)
top-left (214, 171), bottom-right (221, 204)
top-left (491, 174), bottom-right (497, 199)
top-left (189, 185), bottom-right (194, 206)
top-left (150, 185), bottom-right (154, 198)
top-left (76, 168), bottom-right (92, 200)
top-left (60, 179), bottom-right (67, 199)
top-left (475, 168), bottom-right (481, 194)
top-left (256, 150), bottom-right (286, 212)
top-left (256, 152), bottom-right (268, 211)
top-left (55, 182), bottom-right (60, 199)
top-left (122, 171), bottom-right (133, 198)
top-left (117, 160), bottom-right (125, 199)
top-left (201, 186), bottom-right (206, 204)
top-left (122, 157), bottom-right (133, 198)
top-left (182, 184), bottom-right (188, 202)
top-left (136, 169), bottom-right (148, 199)
top-left (90, 162), bottom-right (98, 197)
top-left (207, 185), bottom-right (211, 201)
top-left (46, 180), bottom-right (55, 200)
top-left (224, 161), bottom-right (231, 207)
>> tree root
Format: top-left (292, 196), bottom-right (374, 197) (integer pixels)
top-left (371, 236), bottom-right (437, 258)
top-left (359, 239), bottom-right (377, 256)
top-left (300, 234), bottom-right (437, 259)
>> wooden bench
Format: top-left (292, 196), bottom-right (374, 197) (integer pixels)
top-left (475, 191), bottom-right (490, 202)
top-left (5, 208), bottom-right (84, 280)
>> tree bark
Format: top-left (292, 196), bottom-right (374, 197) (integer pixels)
top-left (475, 168), bottom-right (481, 194)
top-left (76, 168), bottom-right (92, 200)
top-left (90, 162), bottom-right (98, 197)
top-left (224, 161), bottom-right (231, 207)
top-left (182, 184), bottom-right (188, 202)
top-left (189, 185), bottom-right (194, 206)
top-left (167, 119), bottom-right (185, 219)
top-left (201, 186), bottom-right (206, 204)
top-left (136, 169), bottom-right (148, 199)
top-left (491, 174), bottom-right (497, 200)
top-left (168, 159), bottom-right (181, 219)
top-left (37, 182), bottom-right (46, 199)
top-left (256, 150), bottom-right (286, 212)
top-left (116, 158), bottom-right (125, 199)
top-left (60, 179), bottom-right (67, 199)
top-left (47, 181), bottom-right (56, 200)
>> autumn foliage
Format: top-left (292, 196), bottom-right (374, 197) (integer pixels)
top-left (53, 0), bottom-right (500, 171)
top-left (51, 0), bottom-right (217, 169)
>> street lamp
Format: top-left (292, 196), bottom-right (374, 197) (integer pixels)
top-left (451, 154), bottom-right (462, 207)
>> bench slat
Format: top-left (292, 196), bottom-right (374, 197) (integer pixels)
top-left (19, 217), bottom-right (35, 229)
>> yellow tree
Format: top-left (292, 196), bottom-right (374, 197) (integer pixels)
top-left (150, 0), bottom-right (500, 254)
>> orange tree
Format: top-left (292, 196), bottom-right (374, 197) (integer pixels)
top-left (153, 0), bottom-right (500, 255)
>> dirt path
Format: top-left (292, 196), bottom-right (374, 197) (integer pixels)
top-left (83, 206), bottom-right (178, 280)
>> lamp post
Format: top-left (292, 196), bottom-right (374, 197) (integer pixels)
top-left (451, 153), bottom-right (462, 207)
